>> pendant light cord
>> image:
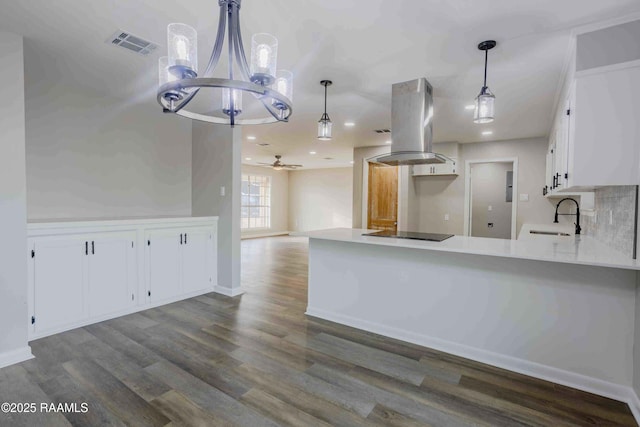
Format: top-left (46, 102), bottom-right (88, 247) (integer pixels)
top-left (483, 49), bottom-right (488, 89)
top-left (324, 84), bottom-right (328, 115)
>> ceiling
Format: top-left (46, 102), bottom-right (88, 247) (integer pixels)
top-left (1, 0), bottom-right (640, 169)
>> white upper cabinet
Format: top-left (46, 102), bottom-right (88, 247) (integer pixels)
top-left (412, 142), bottom-right (459, 177)
top-left (545, 19), bottom-right (640, 193)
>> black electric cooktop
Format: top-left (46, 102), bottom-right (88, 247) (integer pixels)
top-left (363, 230), bottom-right (454, 242)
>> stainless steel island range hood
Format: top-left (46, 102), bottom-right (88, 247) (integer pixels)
top-left (369, 78), bottom-right (448, 166)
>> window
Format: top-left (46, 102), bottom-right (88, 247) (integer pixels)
top-left (241, 174), bottom-right (271, 230)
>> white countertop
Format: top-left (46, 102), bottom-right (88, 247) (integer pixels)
top-left (28, 216), bottom-right (218, 230)
top-left (303, 228), bottom-right (640, 271)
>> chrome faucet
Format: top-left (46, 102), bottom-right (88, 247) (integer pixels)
top-left (553, 198), bottom-right (581, 235)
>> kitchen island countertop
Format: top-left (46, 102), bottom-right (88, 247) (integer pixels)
top-left (302, 228), bottom-right (640, 271)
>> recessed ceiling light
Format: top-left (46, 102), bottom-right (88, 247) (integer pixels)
top-left (309, 151), bottom-right (317, 155)
top-left (247, 136), bottom-right (256, 140)
top-left (482, 130), bottom-right (493, 136)
top-left (344, 122), bottom-right (355, 127)
top-left (385, 140), bottom-right (392, 144)
top-left (245, 157), bottom-right (252, 161)
top-left (465, 104), bottom-right (475, 110)
top-left (349, 160), bottom-right (355, 165)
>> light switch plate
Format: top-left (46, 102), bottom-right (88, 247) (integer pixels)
top-left (444, 214), bottom-right (450, 221)
top-left (220, 186), bottom-right (226, 196)
top-left (488, 205), bottom-right (492, 211)
top-left (519, 194), bottom-right (529, 202)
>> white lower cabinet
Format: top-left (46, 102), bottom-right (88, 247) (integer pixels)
top-left (146, 226), bottom-right (216, 302)
top-left (87, 233), bottom-right (137, 318)
top-left (32, 236), bottom-right (87, 335)
top-left (28, 217), bottom-right (218, 339)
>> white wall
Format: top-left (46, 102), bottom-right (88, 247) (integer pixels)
top-left (470, 162), bottom-right (513, 239)
top-left (241, 165), bottom-right (289, 238)
top-left (192, 123), bottom-right (242, 295)
top-left (289, 168), bottom-right (353, 232)
top-left (0, 32), bottom-right (31, 366)
top-left (24, 41), bottom-right (192, 220)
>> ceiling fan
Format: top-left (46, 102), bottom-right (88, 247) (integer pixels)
top-left (258, 155), bottom-right (302, 171)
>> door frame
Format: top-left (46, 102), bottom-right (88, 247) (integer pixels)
top-left (361, 159), bottom-right (405, 230)
top-left (463, 157), bottom-right (519, 239)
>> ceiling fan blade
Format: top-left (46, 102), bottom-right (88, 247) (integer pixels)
top-left (257, 162), bottom-right (274, 165)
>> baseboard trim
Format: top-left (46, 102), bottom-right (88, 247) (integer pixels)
top-left (305, 307), bottom-right (637, 413)
top-left (214, 285), bottom-right (245, 297)
top-left (0, 346), bottom-right (33, 369)
top-left (628, 390), bottom-right (640, 424)
top-left (241, 231), bottom-right (290, 240)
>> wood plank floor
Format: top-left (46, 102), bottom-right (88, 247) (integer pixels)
top-left (0, 236), bottom-right (636, 426)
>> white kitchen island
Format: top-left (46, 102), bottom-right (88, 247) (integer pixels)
top-left (305, 228), bottom-right (640, 412)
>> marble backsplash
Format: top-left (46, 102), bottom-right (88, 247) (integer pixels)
top-left (581, 185), bottom-right (637, 258)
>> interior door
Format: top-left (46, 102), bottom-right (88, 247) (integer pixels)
top-left (87, 232), bottom-right (136, 318)
top-left (367, 164), bottom-right (398, 231)
top-left (33, 237), bottom-right (86, 334)
top-left (181, 227), bottom-right (214, 294)
top-left (146, 229), bottom-right (182, 303)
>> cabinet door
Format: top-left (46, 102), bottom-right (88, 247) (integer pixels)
top-left (572, 66), bottom-right (640, 186)
top-left (87, 232), bottom-right (136, 318)
top-left (33, 237), bottom-right (87, 334)
top-left (146, 229), bottom-right (182, 303)
top-left (181, 227), bottom-right (214, 294)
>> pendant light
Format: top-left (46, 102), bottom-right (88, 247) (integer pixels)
top-left (318, 80), bottom-right (333, 140)
top-left (474, 40), bottom-right (497, 124)
top-left (157, 0), bottom-right (293, 126)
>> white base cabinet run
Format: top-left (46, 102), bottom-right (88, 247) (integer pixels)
top-left (27, 217), bottom-right (218, 339)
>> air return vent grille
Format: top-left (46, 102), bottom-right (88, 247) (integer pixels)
top-left (107, 30), bottom-right (158, 56)
top-left (374, 129), bottom-right (391, 134)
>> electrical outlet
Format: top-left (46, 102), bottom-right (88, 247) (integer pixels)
top-left (444, 214), bottom-right (450, 221)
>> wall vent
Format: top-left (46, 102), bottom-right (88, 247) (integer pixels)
top-left (323, 157), bottom-right (334, 160)
top-left (374, 129), bottom-right (391, 134)
top-left (107, 30), bottom-right (159, 56)
top-left (256, 143), bottom-right (270, 147)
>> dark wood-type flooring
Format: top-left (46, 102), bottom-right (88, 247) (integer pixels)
top-left (0, 236), bottom-right (636, 426)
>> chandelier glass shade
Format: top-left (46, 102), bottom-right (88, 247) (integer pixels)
top-left (474, 40), bottom-right (496, 124)
top-left (157, 0), bottom-right (293, 126)
top-left (317, 80), bottom-right (333, 140)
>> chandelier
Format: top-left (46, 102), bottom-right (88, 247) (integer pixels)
top-left (157, 0), bottom-right (293, 126)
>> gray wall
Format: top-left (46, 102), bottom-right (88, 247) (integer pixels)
top-left (289, 168), bottom-right (353, 232)
top-left (581, 186), bottom-right (637, 258)
top-left (0, 32), bottom-right (29, 361)
top-left (24, 41), bottom-right (192, 220)
top-left (192, 123), bottom-right (242, 294)
top-left (241, 165), bottom-right (289, 237)
top-left (635, 275), bottom-right (640, 401)
top-left (354, 138), bottom-right (554, 236)
top-left (470, 162), bottom-right (513, 239)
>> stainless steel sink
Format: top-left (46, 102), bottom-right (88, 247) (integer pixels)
top-left (529, 230), bottom-right (571, 236)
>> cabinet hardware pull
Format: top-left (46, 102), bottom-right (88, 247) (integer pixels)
top-left (180, 234), bottom-right (183, 245)
top-left (91, 241), bottom-right (95, 255)
top-left (185, 233), bottom-right (187, 244)
top-left (85, 241), bottom-right (88, 255)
